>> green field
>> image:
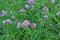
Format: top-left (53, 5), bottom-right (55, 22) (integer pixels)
top-left (0, 0), bottom-right (60, 40)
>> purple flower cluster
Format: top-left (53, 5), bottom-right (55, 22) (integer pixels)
top-left (17, 20), bottom-right (36, 29)
top-left (2, 0), bottom-right (59, 30)
top-left (2, 19), bottom-right (12, 24)
top-left (19, 0), bottom-right (35, 12)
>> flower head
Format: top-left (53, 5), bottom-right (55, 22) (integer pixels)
top-left (25, 4), bottom-right (30, 9)
top-left (44, 15), bottom-right (48, 19)
top-left (12, 15), bottom-right (15, 18)
top-left (2, 10), bottom-right (6, 17)
top-left (20, 8), bottom-right (26, 12)
top-left (51, 0), bottom-right (55, 4)
top-left (17, 22), bottom-right (22, 28)
top-left (2, 20), bottom-right (6, 24)
top-left (31, 23), bottom-right (36, 29)
top-left (28, 0), bottom-right (35, 4)
top-left (22, 20), bottom-right (30, 27)
top-left (6, 19), bottom-right (12, 24)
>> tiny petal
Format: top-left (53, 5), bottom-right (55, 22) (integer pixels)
top-left (2, 20), bottom-right (6, 24)
top-left (6, 19), bottom-right (12, 24)
top-left (31, 23), bottom-right (36, 29)
top-left (12, 15), bottom-right (15, 18)
top-left (20, 8), bottom-right (26, 12)
top-left (56, 12), bottom-right (60, 16)
top-left (44, 15), bottom-right (48, 19)
top-left (25, 4), bottom-right (30, 9)
top-left (17, 22), bottom-right (22, 28)
top-left (30, 5), bottom-right (34, 10)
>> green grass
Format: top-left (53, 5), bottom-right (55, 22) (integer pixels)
top-left (0, 0), bottom-right (60, 40)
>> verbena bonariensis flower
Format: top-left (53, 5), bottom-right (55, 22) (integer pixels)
top-left (51, 0), bottom-right (55, 4)
top-left (17, 22), bottom-right (22, 28)
top-left (43, 7), bottom-right (49, 13)
top-left (30, 5), bottom-right (34, 10)
top-left (20, 8), bottom-right (26, 12)
top-left (56, 12), bottom-right (60, 16)
top-left (44, 15), bottom-right (48, 19)
top-left (12, 15), bottom-right (15, 18)
top-left (2, 10), bottom-right (6, 17)
top-left (31, 23), bottom-right (36, 29)
top-left (22, 20), bottom-right (30, 27)
top-left (28, 0), bottom-right (35, 4)
top-left (2, 20), bottom-right (6, 24)
top-left (25, 4), bottom-right (30, 9)
top-left (6, 19), bottom-right (12, 24)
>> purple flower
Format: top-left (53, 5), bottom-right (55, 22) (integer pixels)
top-left (28, 0), bottom-right (35, 4)
top-left (2, 10), bottom-right (6, 17)
top-left (43, 7), bottom-right (49, 12)
top-left (2, 20), bottom-right (6, 24)
top-left (56, 12), bottom-right (60, 16)
top-left (51, 0), bottom-right (55, 4)
top-left (31, 23), bottom-right (36, 29)
top-left (25, 4), bottom-right (30, 9)
top-left (30, 5), bottom-right (34, 10)
top-left (44, 15), bottom-right (48, 19)
top-left (22, 20), bottom-right (30, 27)
top-left (20, 8), bottom-right (26, 12)
top-left (12, 15), bottom-right (15, 18)
top-left (17, 22), bottom-right (22, 28)
top-left (6, 19), bottom-right (12, 24)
